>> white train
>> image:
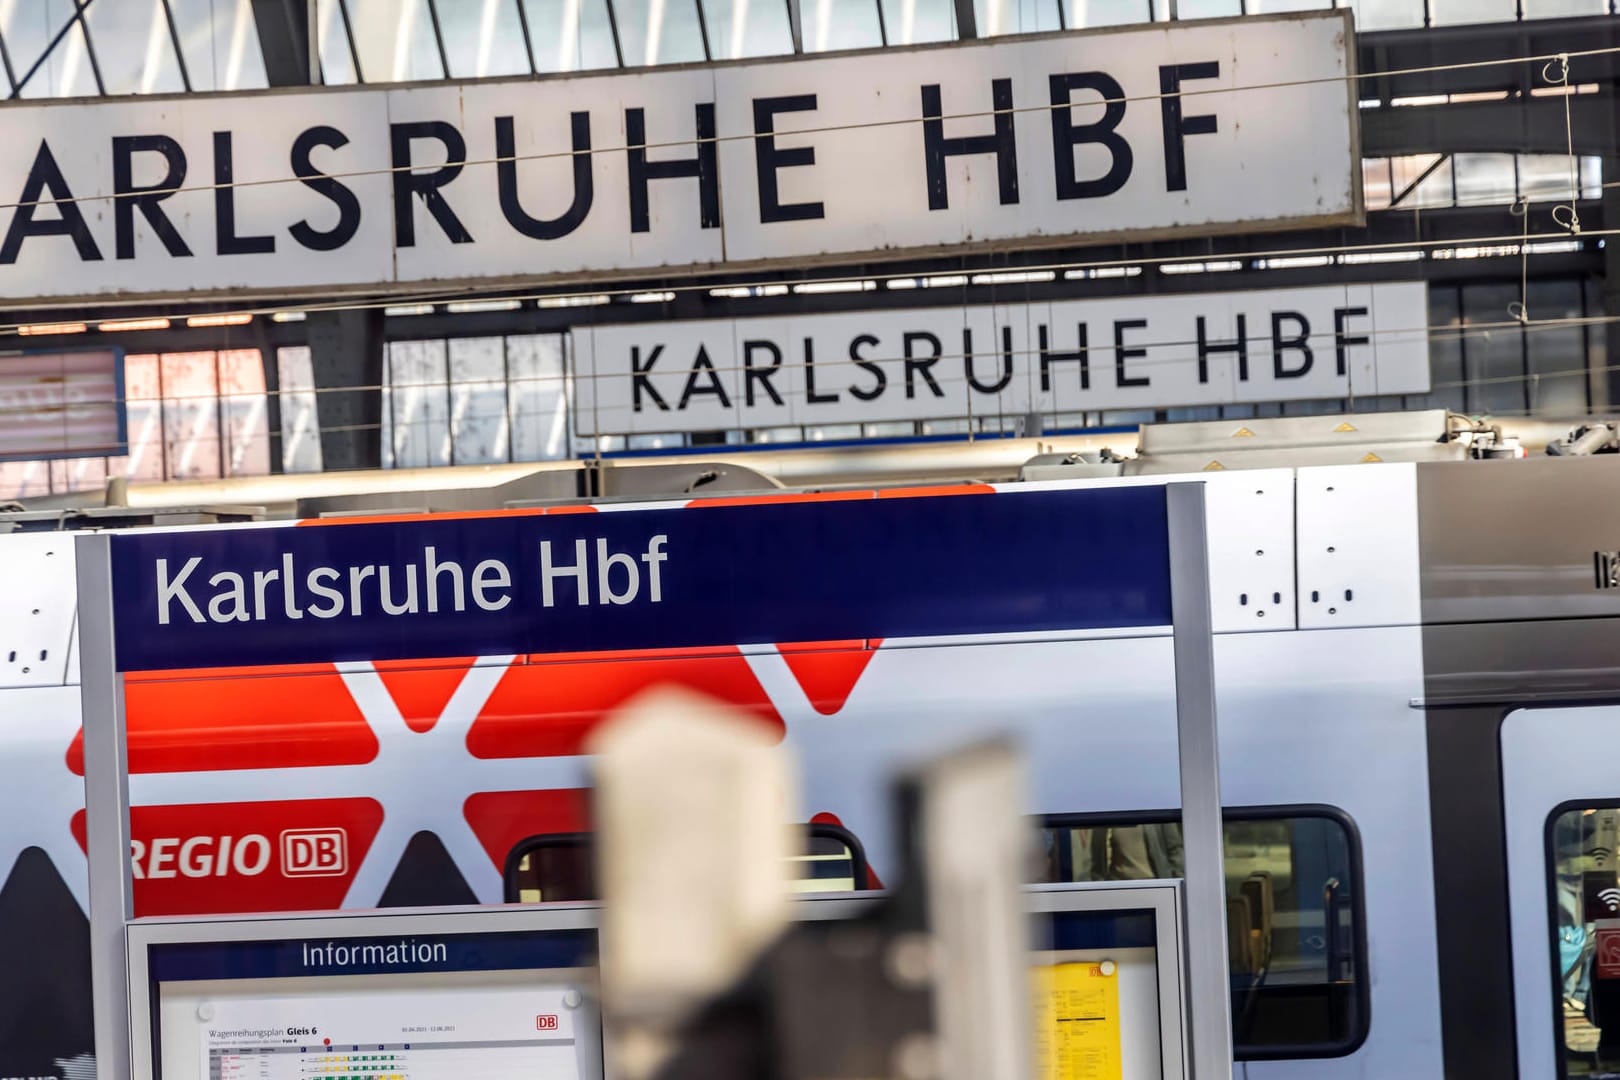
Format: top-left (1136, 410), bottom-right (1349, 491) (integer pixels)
top-left (2, 446), bottom-right (1617, 1080)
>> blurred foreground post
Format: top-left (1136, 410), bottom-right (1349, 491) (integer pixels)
top-left (590, 687), bottom-right (1031, 1080)
top-left (589, 688), bottom-right (797, 1080)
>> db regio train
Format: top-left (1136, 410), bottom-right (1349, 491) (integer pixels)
top-left (3, 439), bottom-right (1619, 1080)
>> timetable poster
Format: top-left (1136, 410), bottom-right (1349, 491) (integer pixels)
top-left (196, 985), bottom-right (584, 1080)
top-left (1033, 961), bottom-right (1124, 1080)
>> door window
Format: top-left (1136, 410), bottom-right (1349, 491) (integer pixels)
top-left (1035, 808), bottom-right (1366, 1058)
top-left (1548, 805), bottom-right (1620, 1078)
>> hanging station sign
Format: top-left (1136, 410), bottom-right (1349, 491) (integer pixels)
top-left (570, 283), bottom-right (1431, 436)
top-left (0, 12), bottom-right (1356, 304)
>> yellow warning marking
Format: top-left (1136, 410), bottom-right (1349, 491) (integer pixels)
top-left (1034, 962), bottom-right (1123, 1080)
top-left (1203, 460), bottom-right (1226, 471)
top-left (1361, 452), bottom-right (1383, 463)
top-left (1232, 427), bottom-right (1256, 438)
top-left (1334, 422), bottom-right (1358, 433)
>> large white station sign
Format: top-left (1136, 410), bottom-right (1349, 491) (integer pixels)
top-left (0, 13), bottom-right (1355, 304)
top-left (572, 284), bottom-right (1431, 435)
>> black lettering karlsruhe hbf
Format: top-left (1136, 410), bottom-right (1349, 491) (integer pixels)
top-left (0, 61), bottom-right (1224, 264)
top-left (607, 305), bottom-right (1374, 416)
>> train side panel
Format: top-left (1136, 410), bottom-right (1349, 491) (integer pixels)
top-left (0, 465), bottom-right (1444, 1080)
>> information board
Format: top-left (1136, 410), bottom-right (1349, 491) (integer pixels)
top-left (128, 913), bottom-right (601, 1080)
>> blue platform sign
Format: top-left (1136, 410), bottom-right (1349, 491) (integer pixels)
top-left (106, 487), bottom-right (1172, 672)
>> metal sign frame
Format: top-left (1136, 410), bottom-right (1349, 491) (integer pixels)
top-left (795, 880), bottom-right (1192, 1080)
top-left (76, 481), bottom-right (1231, 1080)
top-left (1024, 880), bottom-right (1191, 1080)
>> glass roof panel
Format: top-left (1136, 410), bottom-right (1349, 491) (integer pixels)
top-left (804, 0), bottom-right (885, 51)
top-left (6, 0), bottom-right (92, 97)
top-left (1430, 0), bottom-right (1516, 24)
top-left (973, 0), bottom-right (1060, 36)
top-left (347, 0), bottom-right (445, 82)
top-left (523, 0), bottom-right (622, 72)
top-left (521, 0), bottom-right (622, 70)
top-left (614, 0), bottom-right (709, 67)
top-left (876, 0), bottom-right (957, 46)
top-left (167, 0), bottom-right (269, 91)
top-left (438, 0), bottom-right (532, 79)
top-left (1171, 0), bottom-right (1240, 19)
top-left (1066, 0), bottom-right (1152, 27)
top-left (1246, 0), bottom-right (1331, 11)
top-left (39, 8), bottom-right (97, 97)
top-left (700, 0), bottom-right (794, 60)
top-left (314, 0), bottom-right (359, 83)
top-left (83, 0), bottom-right (183, 94)
top-left (1344, 0), bottom-right (1426, 31)
top-left (1522, 0), bottom-right (1608, 15)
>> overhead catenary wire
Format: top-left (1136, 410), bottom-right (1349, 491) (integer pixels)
top-left (0, 223), bottom-right (1609, 336)
top-left (1547, 53), bottom-right (1585, 238)
top-left (11, 346), bottom-right (1616, 496)
top-left (18, 350), bottom-right (1608, 469)
top-left (0, 42), bottom-right (1599, 331)
top-left (2, 176), bottom-right (1593, 324)
top-left (0, 42), bottom-right (1611, 215)
top-left (0, 92), bottom-right (1604, 323)
top-left (1505, 50), bottom-right (1588, 324)
top-left (0, 190), bottom-right (1606, 421)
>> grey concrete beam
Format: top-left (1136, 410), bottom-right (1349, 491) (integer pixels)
top-left (1363, 94), bottom-right (1618, 157)
top-left (1360, 15), bottom-right (1620, 99)
top-left (953, 0), bottom-right (977, 39)
top-left (250, 0), bottom-right (313, 87)
top-left (307, 307), bottom-right (385, 472)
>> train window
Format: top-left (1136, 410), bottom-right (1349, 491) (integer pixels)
top-left (1035, 807), bottom-right (1366, 1059)
top-left (1548, 804), bottom-right (1620, 1078)
top-left (503, 823), bottom-right (871, 903)
top-left (788, 827), bottom-right (869, 893)
top-left (507, 833), bottom-right (596, 904)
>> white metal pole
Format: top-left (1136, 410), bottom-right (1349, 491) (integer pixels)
top-left (1166, 482), bottom-right (1233, 1080)
top-left (77, 533), bottom-right (134, 1080)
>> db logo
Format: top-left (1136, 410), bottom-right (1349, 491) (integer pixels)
top-left (280, 829), bottom-right (348, 877)
top-left (1598, 928), bottom-right (1620, 980)
top-left (536, 1015), bottom-right (559, 1031)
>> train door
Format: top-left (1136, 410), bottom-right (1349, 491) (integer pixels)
top-left (1502, 705), bottom-right (1620, 1080)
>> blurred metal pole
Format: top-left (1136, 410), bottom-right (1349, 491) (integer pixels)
top-left (1166, 482), bottom-right (1233, 1080)
top-left (919, 741), bottom-right (1029, 1080)
top-left (77, 533), bottom-right (133, 1080)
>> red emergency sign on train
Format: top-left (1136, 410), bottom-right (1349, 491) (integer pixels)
top-left (1598, 924), bottom-right (1620, 980)
top-left (70, 798), bottom-right (383, 916)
